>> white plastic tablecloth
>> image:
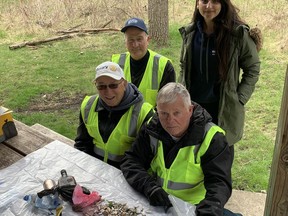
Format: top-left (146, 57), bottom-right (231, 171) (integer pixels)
top-left (0, 140), bottom-right (170, 215)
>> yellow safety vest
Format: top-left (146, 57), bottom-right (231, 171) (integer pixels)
top-left (112, 49), bottom-right (169, 106)
top-left (81, 95), bottom-right (153, 163)
top-left (149, 123), bottom-right (225, 204)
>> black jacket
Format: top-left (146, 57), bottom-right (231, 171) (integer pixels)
top-left (121, 102), bottom-right (233, 215)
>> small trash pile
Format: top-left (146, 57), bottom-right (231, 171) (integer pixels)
top-left (77, 200), bottom-right (145, 216)
top-left (23, 169), bottom-right (145, 216)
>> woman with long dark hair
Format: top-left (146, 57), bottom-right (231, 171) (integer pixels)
top-left (179, 0), bottom-right (262, 147)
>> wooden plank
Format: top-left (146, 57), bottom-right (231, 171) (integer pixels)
top-left (31, 123), bottom-right (74, 147)
top-left (0, 144), bottom-right (23, 169)
top-left (264, 65), bottom-right (288, 215)
top-left (3, 120), bottom-right (54, 155)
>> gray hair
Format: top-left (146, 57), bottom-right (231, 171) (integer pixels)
top-left (157, 82), bottom-right (191, 107)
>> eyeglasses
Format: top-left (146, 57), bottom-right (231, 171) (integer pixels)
top-left (96, 79), bottom-right (123, 90)
top-left (199, 0), bottom-right (220, 4)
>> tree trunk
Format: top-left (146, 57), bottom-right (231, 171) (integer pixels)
top-left (148, 0), bottom-right (169, 46)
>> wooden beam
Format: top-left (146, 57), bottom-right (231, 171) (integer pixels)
top-left (264, 65), bottom-right (288, 215)
top-left (0, 144), bottom-right (23, 169)
top-left (30, 123), bottom-right (74, 147)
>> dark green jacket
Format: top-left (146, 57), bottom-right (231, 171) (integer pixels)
top-left (179, 23), bottom-right (261, 145)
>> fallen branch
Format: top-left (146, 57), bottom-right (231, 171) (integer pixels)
top-left (101, 20), bottom-right (113, 28)
top-left (9, 28), bottom-right (120, 50)
top-left (57, 27), bottom-right (120, 35)
top-left (9, 34), bottom-right (76, 50)
top-left (67, 23), bottom-right (86, 31)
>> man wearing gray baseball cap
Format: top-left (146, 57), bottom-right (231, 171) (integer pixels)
top-left (112, 17), bottom-right (176, 107)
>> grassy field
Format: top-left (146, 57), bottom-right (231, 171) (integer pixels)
top-left (0, 0), bottom-right (287, 193)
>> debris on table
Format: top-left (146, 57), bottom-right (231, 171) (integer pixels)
top-left (78, 199), bottom-right (146, 216)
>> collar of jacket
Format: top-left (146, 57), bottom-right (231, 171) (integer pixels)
top-left (179, 22), bottom-right (197, 40)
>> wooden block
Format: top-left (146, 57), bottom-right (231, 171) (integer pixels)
top-left (3, 120), bottom-right (54, 155)
top-left (0, 144), bottom-right (23, 169)
top-left (31, 123), bottom-right (74, 147)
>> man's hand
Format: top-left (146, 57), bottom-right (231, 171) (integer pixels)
top-left (148, 187), bottom-right (172, 211)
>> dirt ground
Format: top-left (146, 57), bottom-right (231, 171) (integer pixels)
top-left (17, 91), bottom-right (85, 113)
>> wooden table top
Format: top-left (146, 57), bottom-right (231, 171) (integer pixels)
top-left (0, 120), bottom-right (54, 169)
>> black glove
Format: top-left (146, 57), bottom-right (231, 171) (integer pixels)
top-left (196, 200), bottom-right (222, 215)
top-left (57, 185), bottom-right (90, 202)
top-left (148, 187), bottom-right (172, 211)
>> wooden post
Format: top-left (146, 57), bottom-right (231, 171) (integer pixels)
top-left (264, 65), bottom-right (288, 216)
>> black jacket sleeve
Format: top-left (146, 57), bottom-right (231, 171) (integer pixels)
top-left (120, 125), bottom-right (160, 198)
top-left (196, 132), bottom-right (233, 215)
top-left (74, 112), bottom-right (95, 156)
top-left (159, 60), bottom-right (176, 90)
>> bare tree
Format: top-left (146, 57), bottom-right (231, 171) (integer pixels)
top-left (148, 0), bottom-right (169, 46)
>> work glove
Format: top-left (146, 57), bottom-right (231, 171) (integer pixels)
top-left (196, 200), bottom-right (222, 215)
top-left (148, 186), bottom-right (172, 212)
top-left (58, 185), bottom-right (90, 202)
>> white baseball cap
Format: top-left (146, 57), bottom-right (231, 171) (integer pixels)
top-left (94, 61), bottom-right (124, 81)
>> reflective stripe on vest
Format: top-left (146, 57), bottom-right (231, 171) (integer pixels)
top-left (129, 100), bottom-right (144, 137)
top-left (83, 95), bottom-right (97, 123)
top-left (93, 146), bottom-right (124, 162)
top-left (155, 176), bottom-right (203, 190)
top-left (118, 53), bottom-right (126, 69)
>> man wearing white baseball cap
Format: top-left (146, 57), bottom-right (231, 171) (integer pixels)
top-left (112, 17), bottom-right (176, 107)
top-left (74, 61), bottom-right (154, 169)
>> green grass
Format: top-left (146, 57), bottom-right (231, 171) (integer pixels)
top-left (231, 48), bottom-right (287, 191)
top-left (0, 0), bottom-right (288, 193)
top-left (0, 32), bottom-right (129, 139)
